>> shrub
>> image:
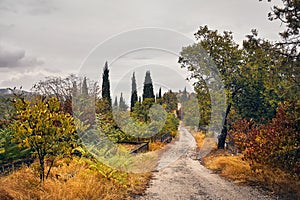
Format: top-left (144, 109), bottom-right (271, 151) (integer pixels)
top-left (231, 101), bottom-right (300, 176)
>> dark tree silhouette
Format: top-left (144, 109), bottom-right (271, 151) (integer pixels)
top-left (101, 61), bottom-right (112, 109)
top-left (81, 77), bottom-right (88, 96)
top-left (113, 96), bottom-right (118, 107)
top-left (119, 93), bottom-right (128, 111)
top-left (142, 71), bottom-right (155, 100)
top-left (130, 72), bottom-right (138, 111)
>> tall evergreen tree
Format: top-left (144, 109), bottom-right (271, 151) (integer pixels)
top-left (142, 71), bottom-right (155, 100)
top-left (72, 81), bottom-right (78, 96)
top-left (130, 72), bottom-right (138, 111)
top-left (101, 61), bottom-right (112, 108)
top-left (181, 87), bottom-right (189, 102)
top-left (119, 93), bottom-right (128, 111)
top-left (156, 87), bottom-right (162, 105)
top-left (113, 96), bottom-right (118, 107)
top-left (82, 77), bottom-right (88, 96)
top-left (158, 87), bottom-right (162, 99)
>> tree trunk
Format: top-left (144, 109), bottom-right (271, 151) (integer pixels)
top-left (218, 103), bottom-right (231, 149)
top-left (46, 158), bottom-right (55, 179)
top-left (39, 155), bottom-right (45, 182)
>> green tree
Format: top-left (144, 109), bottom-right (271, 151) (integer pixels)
top-left (102, 61), bottom-right (112, 109)
top-left (179, 87), bottom-right (189, 103)
top-left (179, 25), bottom-right (297, 149)
top-left (162, 90), bottom-right (178, 113)
top-left (131, 98), bottom-right (155, 123)
top-left (260, 0), bottom-right (299, 56)
top-left (130, 72), bottom-right (138, 112)
top-left (260, 0), bottom-right (299, 101)
top-left (0, 127), bottom-right (31, 165)
top-left (179, 25), bottom-right (244, 148)
top-left (160, 113), bottom-right (179, 138)
top-left (119, 93), bottom-right (128, 111)
top-left (9, 96), bottom-right (79, 182)
top-left (182, 94), bottom-right (200, 127)
top-left (142, 71), bottom-right (155, 100)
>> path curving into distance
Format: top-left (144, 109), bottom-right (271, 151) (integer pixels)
top-left (134, 125), bottom-right (275, 200)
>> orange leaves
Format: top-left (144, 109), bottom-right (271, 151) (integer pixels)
top-left (231, 101), bottom-right (300, 176)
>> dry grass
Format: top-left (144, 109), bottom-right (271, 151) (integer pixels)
top-left (194, 131), bottom-right (206, 149)
top-left (190, 130), bottom-right (206, 149)
top-left (0, 158), bottom-right (151, 200)
top-left (204, 149), bottom-right (300, 199)
top-left (149, 142), bottom-right (166, 151)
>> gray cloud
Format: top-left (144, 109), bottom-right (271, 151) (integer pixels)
top-left (0, 0), bottom-right (56, 15)
top-left (0, 44), bottom-right (43, 68)
top-left (0, 0), bottom-right (284, 91)
top-left (0, 69), bottom-right (55, 90)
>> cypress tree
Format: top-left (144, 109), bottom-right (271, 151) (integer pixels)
top-left (181, 87), bottom-right (188, 102)
top-left (130, 72), bottom-right (138, 111)
top-left (101, 61), bottom-right (112, 108)
top-left (158, 87), bottom-right (162, 99)
top-left (142, 71), bottom-right (155, 100)
top-left (119, 93), bottom-right (128, 111)
top-left (82, 77), bottom-right (88, 96)
top-left (113, 96), bottom-right (118, 107)
top-left (156, 87), bottom-right (162, 104)
top-left (72, 81), bottom-right (78, 96)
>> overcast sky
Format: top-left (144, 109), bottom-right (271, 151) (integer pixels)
top-left (0, 0), bottom-right (284, 101)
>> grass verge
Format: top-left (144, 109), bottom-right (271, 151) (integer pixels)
top-left (189, 130), bottom-right (300, 199)
top-left (203, 149), bottom-right (300, 200)
top-left (0, 157), bottom-right (151, 200)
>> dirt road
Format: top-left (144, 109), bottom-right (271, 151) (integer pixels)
top-left (134, 126), bottom-right (275, 200)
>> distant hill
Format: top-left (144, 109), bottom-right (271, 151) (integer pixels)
top-left (0, 88), bottom-right (12, 95)
top-left (0, 88), bottom-right (31, 97)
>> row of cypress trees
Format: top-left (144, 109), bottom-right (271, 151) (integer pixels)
top-left (101, 61), bottom-right (157, 112)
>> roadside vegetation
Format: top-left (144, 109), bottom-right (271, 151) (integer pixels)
top-left (0, 157), bottom-right (151, 200)
top-left (0, 63), bottom-right (179, 199)
top-left (191, 129), bottom-right (299, 199)
top-left (182, 0), bottom-right (299, 198)
top-left (0, 0), bottom-right (298, 199)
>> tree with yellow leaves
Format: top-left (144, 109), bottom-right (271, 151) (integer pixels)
top-left (9, 96), bottom-right (79, 182)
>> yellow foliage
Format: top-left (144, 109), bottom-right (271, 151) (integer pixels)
top-left (204, 149), bottom-right (300, 199)
top-left (0, 158), bottom-right (151, 200)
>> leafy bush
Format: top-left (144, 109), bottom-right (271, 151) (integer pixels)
top-left (0, 128), bottom-right (31, 165)
top-left (231, 101), bottom-right (300, 176)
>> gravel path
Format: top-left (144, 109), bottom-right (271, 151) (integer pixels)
top-left (134, 126), bottom-right (275, 200)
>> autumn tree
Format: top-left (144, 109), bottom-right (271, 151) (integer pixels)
top-left (9, 96), bottom-right (80, 182)
top-left (231, 101), bottom-right (300, 176)
top-left (32, 75), bottom-right (100, 115)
